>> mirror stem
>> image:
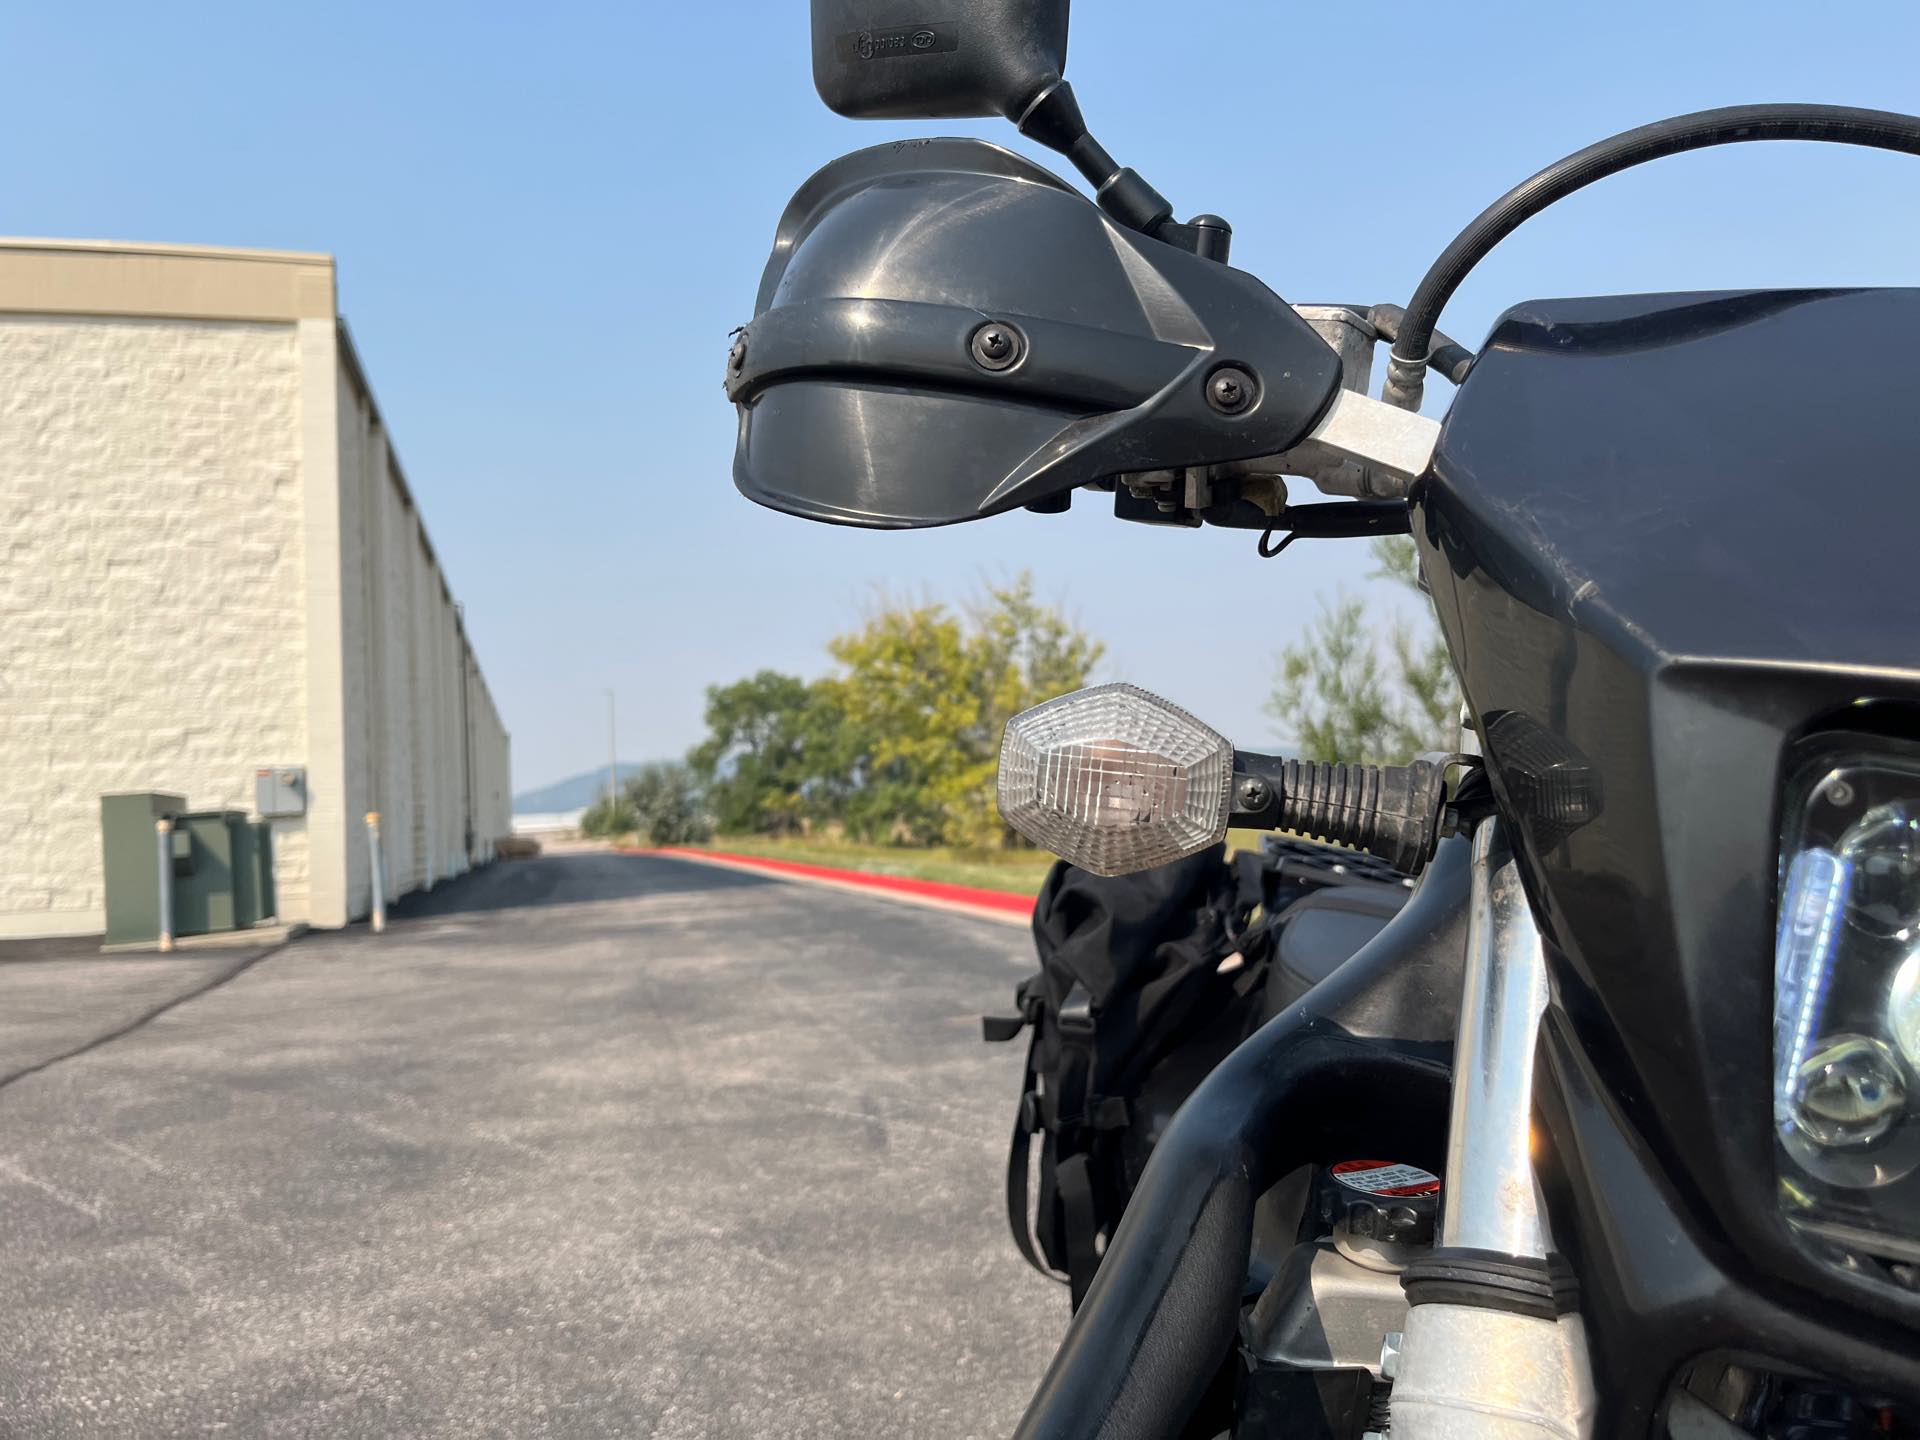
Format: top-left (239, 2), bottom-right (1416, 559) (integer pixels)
top-left (1016, 80), bottom-right (1173, 236)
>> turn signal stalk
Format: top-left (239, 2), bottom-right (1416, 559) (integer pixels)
top-left (1231, 753), bottom-right (1451, 875)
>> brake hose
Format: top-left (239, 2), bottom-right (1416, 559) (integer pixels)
top-left (1383, 103), bottom-right (1920, 410)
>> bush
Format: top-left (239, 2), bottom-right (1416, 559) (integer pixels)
top-left (580, 793), bottom-right (638, 838)
top-left (624, 761), bottom-right (712, 846)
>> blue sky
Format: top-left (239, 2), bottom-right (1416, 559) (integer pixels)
top-left (6, 3), bottom-right (1916, 790)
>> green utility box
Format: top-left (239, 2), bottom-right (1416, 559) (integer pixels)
top-left (101, 791), bottom-right (186, 946)
top-left (230, 817), bottom-right (276, 930)
top-left (99, 795), bottom-right (277, 947)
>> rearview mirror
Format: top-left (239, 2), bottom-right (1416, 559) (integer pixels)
top-left (810, 0), bottom-right (1070, 121)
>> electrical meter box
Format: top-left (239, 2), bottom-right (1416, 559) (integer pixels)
top-left (255, 765), bottom-right (306, 818)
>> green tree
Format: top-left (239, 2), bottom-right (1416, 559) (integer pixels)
top-left (1370, 536), bottom-right (1460, 754)
top-left (623, 761), bottom-right (711, 846)
top-left (682, 575), bottom-right (1104, 847)
top-left (827, 599), bottom-right (979, 845)
top-left (1266, 537), bottom-right (1461, 764)
top-left (688, 671), bottom-right (859, 835)
top-left (961, 576), bottom-right (1106, 846)
top-left (828, 574), bottom-right (1104, 847)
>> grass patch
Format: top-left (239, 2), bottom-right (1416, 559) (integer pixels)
top-left (697, 834), bottom-right (1057, 897)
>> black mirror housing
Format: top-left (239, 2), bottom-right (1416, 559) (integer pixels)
top-left (809, 0), bottom-right (1070, 121)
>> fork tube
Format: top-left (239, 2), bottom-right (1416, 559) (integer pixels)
top-left (1392, 817), bottom-right (1594, 1440)
top-left (1441, 817), bottom-right (1550, 1256)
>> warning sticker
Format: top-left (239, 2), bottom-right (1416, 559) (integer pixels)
top-left (1330, 1160), bottom-right (1441, 1197)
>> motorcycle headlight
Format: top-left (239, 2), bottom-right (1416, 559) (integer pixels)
top-left (1775, 743), bottom-right (1920, 1262)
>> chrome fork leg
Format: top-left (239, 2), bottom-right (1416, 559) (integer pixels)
top-left (1391, 818), bottom-right (1595, 1440)
top-left (1443, 817), bottom-right (1551, 1256)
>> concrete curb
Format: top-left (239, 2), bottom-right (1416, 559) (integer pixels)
top-left (631, 847), bottom-right (1037, 927)
top-left (101, 921), bottom-right (309, 956)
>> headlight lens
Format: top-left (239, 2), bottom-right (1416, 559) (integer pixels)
top-left (1776, 746), bottom-right (1920, 1258)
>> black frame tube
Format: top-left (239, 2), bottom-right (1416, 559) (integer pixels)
top-left (1012, 834), bottom-right (1474, 1440)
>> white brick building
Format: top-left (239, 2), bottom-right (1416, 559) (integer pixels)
top-left (0, 239), bottom-right (510, 938)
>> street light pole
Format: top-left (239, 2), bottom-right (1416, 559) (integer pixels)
top-left (605, 689), bottom-right (618, 811)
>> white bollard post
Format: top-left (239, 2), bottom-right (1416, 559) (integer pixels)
top-left (366, 811), bottom-right (387, 934)
top-left (155, 818), bottom-right (175, 953)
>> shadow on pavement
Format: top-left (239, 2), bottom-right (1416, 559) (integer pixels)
top-left (0, 943), bottom-right (284, 1087)
top-left (388, 848), bottom-right (778, 921)
top-left (0, 852), bottom-right (780, 1090)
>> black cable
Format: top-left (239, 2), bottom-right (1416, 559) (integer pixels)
top-left (1368, 303), bottom-right (1474, 386)
top-left (1384, 103), bottom-right (1920, 410)
top-left (1257, 529), bottom-right (1297, 558)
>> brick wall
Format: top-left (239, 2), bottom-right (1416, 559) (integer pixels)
top-left (0, 315), bottom-right (310, 935)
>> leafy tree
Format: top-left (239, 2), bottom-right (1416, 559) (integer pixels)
top-left (827, 599), bottom-right (981, 845)
top-left (623, 761), bottom-right (711, 846)
top-left (1268, 594), bottom-right (1397, 763)
top-left (826, 574), bottom-right (1104, 848)
top-left (688, 671), bottom-right (858, 835)
top-left (1266, 537), bottom-right (1461, 764)
top-left (1370, 536), bottom-right (1460, 754)
top-left (683, 574), bottom-right (1103, 847)
top-left (959, 577), bottom-right (1106, 846)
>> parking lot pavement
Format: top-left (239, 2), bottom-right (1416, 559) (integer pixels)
top-left (0, 940), bottom-right (281, 1088)
top-left (0, 850), bottom-right (1064, 1437)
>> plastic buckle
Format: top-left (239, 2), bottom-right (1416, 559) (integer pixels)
top-left (1019, 1091), bottom-right (1044, 1134)
top-left (981, 1014), bottom-right (1027, 1043)
top-left (1058, 980), bottom-right (1096, 1038)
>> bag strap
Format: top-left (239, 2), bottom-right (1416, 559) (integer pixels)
top-left (1053, 1150), bottom-right (1105, 1308)
top-left (1003, 1026), bottom-right (1069, 1286)
top-left (987, 977), bottom-right (1121, 1294)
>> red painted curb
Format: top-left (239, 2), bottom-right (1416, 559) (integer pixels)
top-left (639, 847), bottom-right (1038, 916)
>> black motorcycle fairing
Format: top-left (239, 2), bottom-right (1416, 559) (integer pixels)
top-left (728, 139), bottom-right (1342, 528)
top-left (1535, 1003), bottom-right (1920, 1436)
top-left (1011, 834), bottom-right (1471, 1440)
top-left (1415, 289), bottom-right (1920, 1340)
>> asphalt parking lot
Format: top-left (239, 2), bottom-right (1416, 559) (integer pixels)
top-left (0, 850), bottom-right (1063, 1437)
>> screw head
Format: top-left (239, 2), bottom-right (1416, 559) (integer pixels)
top-left (727, 335), bottom-right (747, 374)
top-left (970, 322), bottom-right (1023, 371)
top-left (1207, 366), bottom-right (1256, 414)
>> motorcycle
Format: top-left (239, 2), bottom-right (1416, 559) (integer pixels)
top-left (723, 4), bottom-right (1920, 1434)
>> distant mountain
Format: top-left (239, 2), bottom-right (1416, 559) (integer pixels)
top-left (513, 763), bottom-right (656, 815)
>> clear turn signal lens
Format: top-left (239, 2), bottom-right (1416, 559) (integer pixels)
top-left (997, 683), bottom-right (1233, 877)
